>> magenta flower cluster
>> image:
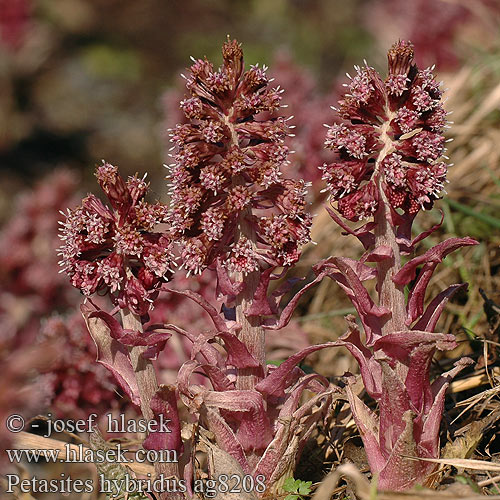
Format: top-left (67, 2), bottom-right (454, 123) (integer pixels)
top-left (39, 313), bottom-right (126, 419)
top-left (321, 40), bottom-right (448, 221)
top-left (315, 40), bottom-right (478, 490)
top-left (167, 39), bottom-right (311, 276)
top-left (0, 0), bottom-right (31, 50)
top-left (58, 163), bottom-right (174, 315)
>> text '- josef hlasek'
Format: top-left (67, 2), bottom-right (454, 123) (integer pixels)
top-left (5, 412), bottom-right (171, 438)
top-left (41, 413), bottom-right (171, 438)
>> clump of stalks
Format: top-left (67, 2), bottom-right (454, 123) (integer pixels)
top-left (56, 38), bottom-right (478, 497)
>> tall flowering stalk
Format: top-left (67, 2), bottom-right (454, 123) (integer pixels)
top-left (318, 40), bottom-right (477, 490)
top-left (166, 39), bottom-right (336, 495)
top-left (58, 164), bottom-right (182, 498)
top-left (168, 38), bottom-right (312, 386)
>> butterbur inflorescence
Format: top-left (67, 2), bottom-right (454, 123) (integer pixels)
top-left (321, 40), bottom-right (448, 221)
top-left (317, 40), bottom-right (478, 490)
top-left (58, 163), bottom-right (175, 315)
top-left (168, 38), bottom-right (311, 276)
top-left (39, 313), bottom-right (126, 419)
top-left (0, 169), bottom-right (80, 344)
top-left (162, 39), bottom-right (339, 498)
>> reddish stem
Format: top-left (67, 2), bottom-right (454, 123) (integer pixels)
top-left (120, 308), bottom-right (183, 500)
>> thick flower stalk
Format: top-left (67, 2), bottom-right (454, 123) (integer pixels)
top-left (318, 40), bottom-right (477, 490)
top-left (168, 38), bottom-right (312, 389)
top-left (58, 164), bottom-right (182, 499)
top-left (165, 39), bottom-right (336, 497)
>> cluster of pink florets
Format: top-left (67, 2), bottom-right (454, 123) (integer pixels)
top-left (321, 40), bottom-right (449, 221)
top-left (39, 313), bottom-right (123, 419)
top-left (0, 169), bottom-right (81, 345)
top-left (58, 163), bottom-right (174, 315)
top-left (167, 39), bottom-right (311, 275)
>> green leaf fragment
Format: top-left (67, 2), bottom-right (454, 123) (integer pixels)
top-left (298, 481), bottom-right (312, 495)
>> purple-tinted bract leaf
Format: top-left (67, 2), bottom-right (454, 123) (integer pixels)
top-left (374, 331), bottom-right (456, 415)
top-left (263, 271), bottom-right (326, 330)
top-left (217, 332), bottom-right (261, 369)
top-left (364, 245), bottom-right (393, 262)
top-left (337, 318), bottom-right (382, 399)
top-left (216, 257), bottom-right (245, 299)
top-left (322, 257), bottom-right (390, 344)
top-left (202, 390), bottom-right (273, 451)
top-left (413, 283), bottom-right (467, 331)
top-left (420, 358), bottom-right (473, 455)
top-left (163, 286), bottom-right (229, 333)
top-left (143, 385), bottom-right (183, 454)
top-left (378, 411), bottom-right (422, 491)
top-left (163, 324), bottom-right (224, 367)
top-left (377, 359), bottom-right (412, 452)
top-left (255, 342), bottom-right (338, 398)
top-left (325, 204), bottom-right (375, 249)
top-left (395, 213), bottom-right (417, 254)
top-left (392, 237), bottom-right (478, 323)
top-left (81, 303), bottom-right (140, 406)
top-left (244, 267), bottom-right (276, 316)
top-left (87, 309), bottom-right (172, 358)
top-left (201, 364), bottom-right (235, 392)
top-left (344, 377), bottom-right (385, 472)
top-left (411, 211), bottom-right (444, 247)
top-left (192, 330), bottom-right (260, 369)
top-left (393, 237), bottom-right (478, 286)
top-left (177, 360), bottom-right (203, 398)
top-left (277, 373), bottom-right (330, 420)
top-left (202, 407), bottom-right (250, 473)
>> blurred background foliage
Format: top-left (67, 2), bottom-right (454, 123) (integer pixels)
top-left (1, 2), bottom-right (500, 493)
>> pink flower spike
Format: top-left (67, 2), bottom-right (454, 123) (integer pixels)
top-left (167, 38), bottom-right (311, 277)
top-left (323, 40), bottom-right (449, 221)
top-left (58, 164), bottom-right (174, 313)
top-left (320, 40), bottom-right (477, 491)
